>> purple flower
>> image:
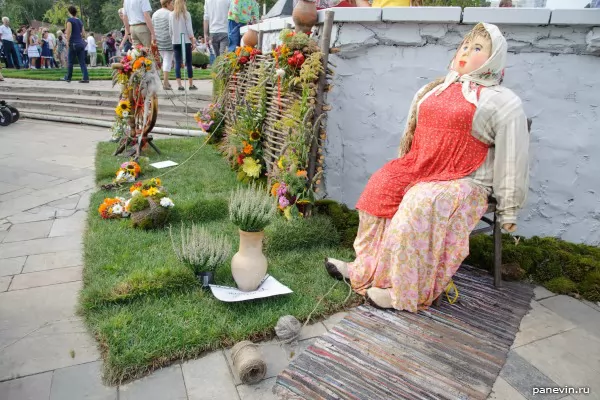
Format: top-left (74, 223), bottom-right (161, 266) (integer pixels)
top-left (279, 196), bottom-right (290, 208)
top-left (199, 121), bottom-right (214, 131)
top-left (276, 183), bottom-right (287, 197)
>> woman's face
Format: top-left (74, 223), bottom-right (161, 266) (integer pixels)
top-left (452, 34), bottom-right (492, 75)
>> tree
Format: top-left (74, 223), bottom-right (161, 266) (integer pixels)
top-left (101, 0), bottom-right (124, 33)
top-left (0, 0), bottom-right (53, 26)
top-left (43, 0), bottom-right (72, 26)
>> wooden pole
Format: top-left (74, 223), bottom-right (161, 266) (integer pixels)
top-left (258, 31), bottom-right (264, 52)
top-left (306, 10), bottom-right (334, 214)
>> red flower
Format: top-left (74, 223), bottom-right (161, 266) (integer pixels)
top-left (287, 51), bottom-right (305, 68)
top-left (239, 56), bottom-right (249, 64)
top-left (237, 154), bottom-right (246, 165)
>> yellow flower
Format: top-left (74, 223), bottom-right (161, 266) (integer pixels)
top-left (242, 158), bottom-right (261, 178)
top-left (277, 157), bottom-right (285, 170)
top-left (250, 130), bottom-right (260, 141)
top-left (283, 206), bottom-right (292, 220)
top-left (115, 100), bottom-right (131, 117)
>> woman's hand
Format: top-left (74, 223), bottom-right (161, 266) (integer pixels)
top-left (502, 223), bottom-right (517, 233)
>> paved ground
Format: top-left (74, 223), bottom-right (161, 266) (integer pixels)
top-left (1, 119), bottom-right (599, 400)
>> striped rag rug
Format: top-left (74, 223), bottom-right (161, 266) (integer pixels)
top-left (274, 265), bottom-right (534, 400)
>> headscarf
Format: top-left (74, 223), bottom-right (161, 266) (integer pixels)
top-left (435, 23), bottom-right (507, 106)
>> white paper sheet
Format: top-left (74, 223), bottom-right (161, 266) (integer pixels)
top-left (209, 275), bottom-right (293, 302)
top-left (150, 160), bottom-right (178, 169)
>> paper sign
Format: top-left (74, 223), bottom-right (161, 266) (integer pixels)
top-left (209, 275), bottom-right (293, 302)
top-left (150, 160), bottom-right (178, 169)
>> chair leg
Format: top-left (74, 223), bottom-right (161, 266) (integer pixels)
top-left (493, 214), bottom-right (503, 288)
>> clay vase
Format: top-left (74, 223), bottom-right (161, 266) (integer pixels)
top-left (243, 29), bottom-right (258, 48)
top-left (231, 230), bottom-right (268, 291)
top-left (292, 0), bottom-right (318, 34)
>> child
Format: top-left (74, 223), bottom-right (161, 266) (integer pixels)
top-left (26, 28), bottom-right (39, 70)
top-left (40, 31), bottom-right (52, 69)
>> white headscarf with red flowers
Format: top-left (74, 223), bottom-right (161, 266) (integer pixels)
top-left (435, 22), bottom-right (508, 106)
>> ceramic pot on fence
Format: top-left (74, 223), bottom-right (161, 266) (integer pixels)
top-left (243, 29), bottom-right (258, 48)
top-left (196, 271), bottom-right (215, 289)
top-left (231, 230), bottom-right (268, 291)
top-left (292, 0), bottom-right (318, 34)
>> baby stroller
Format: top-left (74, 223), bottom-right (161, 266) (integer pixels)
top-left (0, 101), bottom-right (20, 126)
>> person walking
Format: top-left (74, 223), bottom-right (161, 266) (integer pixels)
top-left (0, 17), bottom-right (20, 69)
top-left (203, 0), bottom-right (229, 57)
top-left (87, 33), bottom-right (97, 66)
top-left (61, 6), bottom-right (89, 83)
top-left (106, 33), bottom-right (116, 62)
top-left (123, 0), bottom-right (156, 48)
top-left (169, 0), bottom-right (196, 91)
top-left (152, 0), bottom-right (175, 89)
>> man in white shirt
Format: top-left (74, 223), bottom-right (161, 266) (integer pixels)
top-left (0, 17), bottom-right (20, 69)
top-left (87, 33), bottom-right (97, 67)
top-left (122, 0), bottom-right (156, 48)
top-left (203, 0), bottom-right (229, 57)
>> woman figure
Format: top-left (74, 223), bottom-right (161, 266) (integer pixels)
top-left (169, 0), bottom-right (197, 91)
top-left (325, 23), bottom-right (529, 312)
top-left (40, 31), bottom-right (52, 69)
top-left (105, 33), bottom-right (116, 63)
top-left (61, 6), bottom-right (89, 83)
top-left (152, 0), bottom-right (175, 90)
top-left (26, 28), bottom-right (39, 70)
top-left (56, 32), bottom-right (67, 67)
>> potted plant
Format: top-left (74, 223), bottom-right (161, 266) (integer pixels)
top-left (229, 184), bottom-right (277, 291)
top-left (170, 224), bottom-right (232, 288)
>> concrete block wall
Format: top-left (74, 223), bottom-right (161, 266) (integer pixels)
top-left (239, 7), bottom-right (600, 244)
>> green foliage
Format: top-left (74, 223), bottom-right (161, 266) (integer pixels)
top-left (314, 200), bottom-right (359, 248)
top-left (191, 51), bottom-right (210, 68)
top-left (580, 272), bottom-right (600, 302)
top-left (100, 0), bottom-right (122, 34)
top-left (43, 0), bottom-right (72, 26)
top-left (229, 184), bottom-right (277, 232)
top-left (265, 215), bottom-right (340, 253)
top-left (170, 224), bottom-right (232, 274)
top-left (128, 194), bottom-right (149, 212)
top-left (0, 0), bottom-right (53, 26)
top-left (544, 277), bottom-right (577, 295)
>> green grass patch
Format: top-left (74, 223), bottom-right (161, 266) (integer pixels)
top-left (83, 138), bottom-right (357, 384)
top-left (2, 67), bottom-right (212, 81)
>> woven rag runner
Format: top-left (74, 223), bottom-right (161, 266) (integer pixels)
top-left (274, 265), bottom-right (534, 400)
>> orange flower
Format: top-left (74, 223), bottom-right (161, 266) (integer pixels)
top-left (132, 57), bottom-right (147, 70)
top-left (242, 141), bottom-right (253, 155)
top-left (296, 170), bottom-right (307, 178)
top-left (271, 182), bottom-right (281, 197)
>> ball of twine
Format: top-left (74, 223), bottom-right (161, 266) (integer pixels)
top-left (231, 340), bottom-right (266, 385)
top-left (275, 315), bottom-right (302, 342)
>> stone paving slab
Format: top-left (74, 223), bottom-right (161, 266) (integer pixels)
top-left (0, 371), bottom-right (53, 400)
top-left (539, 295), bottom-right (600, 337)
top-left (22, 250), bottom-right (82, 273)
top-left (49, 211), bottom-right (87, 238)
top-left (0, 187), bottom-right (35, 202)
top-left (512, 300), bottom-right (576, 348)
top-left (500, 352), bottom-right (563, 400)
top-left (0, 257), bottom-right (25, 276)
top-left (119, 364), bottom-right (187, 400)
top-left (0, 181), bottom-right (22, 195)
top-left (0, 276), bottom-right (12, 292)
top-left (489, 377), bottom-right (528, 400)
top-left (0, 235), bottom-right (82, 259)
top-left (237, 377), bottom-right (278, 400)
top-left (515, 336), bottom-right (600, 400)
top-left (3, 220), bottom-right (54, 243)
top-left (9, 266), bottom-right (83, 291)
top-left (49, 361), bottom-right (116, 400)
top-left (182, 351), bottom-right (240, 400)
top-left (6, 207), bottom-right (57, 224)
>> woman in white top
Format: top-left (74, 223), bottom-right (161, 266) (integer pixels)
top-left (169, 0), bottom-right (197, 90)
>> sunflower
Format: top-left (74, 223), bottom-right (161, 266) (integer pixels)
top-left (115, 100), bottom-right (131, 117)
top-left (249, 130), bottom-right (260, 141)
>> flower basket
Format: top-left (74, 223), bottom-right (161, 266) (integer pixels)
top-left (131, 197), bottom-right (169, 229)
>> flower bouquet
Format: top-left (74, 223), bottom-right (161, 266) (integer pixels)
top-left (98, 197), bottom-right (130, 219)
top-left (128, 178), bottom-right (174, 229)
top-left (114, 161), bottom-right (142, 184)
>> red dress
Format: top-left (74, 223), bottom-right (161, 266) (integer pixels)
top-left (355, 83), bottom-right (489, 219)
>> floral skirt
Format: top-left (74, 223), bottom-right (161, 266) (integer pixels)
top-left (348, 179), bottom-right (488, 312)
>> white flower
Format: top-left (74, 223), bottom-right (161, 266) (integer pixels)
top-left (160, 197), bottom-right (175, 208)
top-left (112, 204), bottom-right (123, 215)
top-left (276, 68), bottom-right (285, 78)
top-left (122, 111), bottom-right (129, 118)
top-left (131, 190), bottom-right (141, 197)
top-left (116, 171), bottom-right (125, 180)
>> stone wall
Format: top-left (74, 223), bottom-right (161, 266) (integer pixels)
top-left (242, 8), bottom-right (600, 244)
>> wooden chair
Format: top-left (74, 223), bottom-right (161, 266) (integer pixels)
top-left (434, 118), bottom-right (532, 306)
